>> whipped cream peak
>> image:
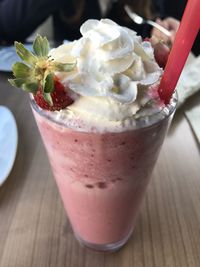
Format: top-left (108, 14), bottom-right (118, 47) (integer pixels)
top-left (49, 19), bottom-right (162, 104)
top-left (80, 19), bottom-right (122, 49)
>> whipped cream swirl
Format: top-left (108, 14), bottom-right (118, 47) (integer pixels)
top-left (50, 19), bottom-right (162, 104)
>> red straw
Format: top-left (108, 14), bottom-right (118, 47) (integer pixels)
top-left (158, 0), bottom-right (200, 104)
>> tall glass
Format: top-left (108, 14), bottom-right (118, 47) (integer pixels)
top-left (31, 95), bottom-right (177, 252)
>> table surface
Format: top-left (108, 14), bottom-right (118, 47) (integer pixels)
top-left (0, 72), bottom-right (200, 267)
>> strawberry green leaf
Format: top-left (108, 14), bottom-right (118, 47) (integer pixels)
top-left (15, 42), bottom-right (37, 66)
top-left (8, 78), bottom-right (27, 88)
top-left (54, 62), bottom-right (76, 72)
top-left (33, 35), bottom-right (50, 57)
top-left (22, 81), bottom-right (39, 94)
top-left (43, 92), bottom-right (53, 106)
top-left (12, 62), bottom-right (32, 78)
top-left (43, 73), bottom-right (54, 93)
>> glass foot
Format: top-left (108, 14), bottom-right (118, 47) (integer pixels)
top-left (74, 231), bottom-right (132, 252)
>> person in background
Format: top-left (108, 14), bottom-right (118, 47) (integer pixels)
top-left (151, 17), bottom-right (180, 44)
top-left (0, 0), bottom-right (198, 55)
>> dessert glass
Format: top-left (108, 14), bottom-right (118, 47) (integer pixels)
top-left (31, 94), bottom-right (177, 252)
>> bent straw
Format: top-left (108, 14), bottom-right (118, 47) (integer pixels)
top-left (158, 0), bottom-right (200, 104)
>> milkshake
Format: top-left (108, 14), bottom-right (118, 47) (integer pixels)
top-left (9, 19), bottom-right (177, 252)
top-left (32, 101), bottom-right (175, 251)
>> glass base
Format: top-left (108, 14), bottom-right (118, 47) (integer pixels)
top-left (74, 231), bottom-right (132, 252)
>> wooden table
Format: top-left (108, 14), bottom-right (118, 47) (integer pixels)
top-left (0, 72), bottom-right (200, 267)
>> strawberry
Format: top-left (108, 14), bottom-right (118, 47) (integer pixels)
top-left (8, 35), bottom-right (76, 111)
top-left (144, 37), bottom-right (170, 68)
top-left (34, 79), bottom-right (73, 111)
top-left (153, 42), bottom-right (170, 68)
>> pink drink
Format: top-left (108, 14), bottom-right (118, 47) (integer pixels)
top-left (31, 96), bottom-right (177, 252)
top-left (8, 18), bottom-right (178, 252)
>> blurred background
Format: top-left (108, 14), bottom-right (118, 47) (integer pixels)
top-left (0, 0), bottom-right (199, 55)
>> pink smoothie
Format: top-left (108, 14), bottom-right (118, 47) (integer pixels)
top-left (32, 102), bottom-right (173, 247)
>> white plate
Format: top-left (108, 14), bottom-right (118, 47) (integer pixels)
top-left (0, 106), bottom-right (18, 185)
top-left (0, 44), bottom-right (32, 72)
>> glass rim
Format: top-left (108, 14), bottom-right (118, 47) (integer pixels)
top-left (30, 92), bottom-right (178, 133)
